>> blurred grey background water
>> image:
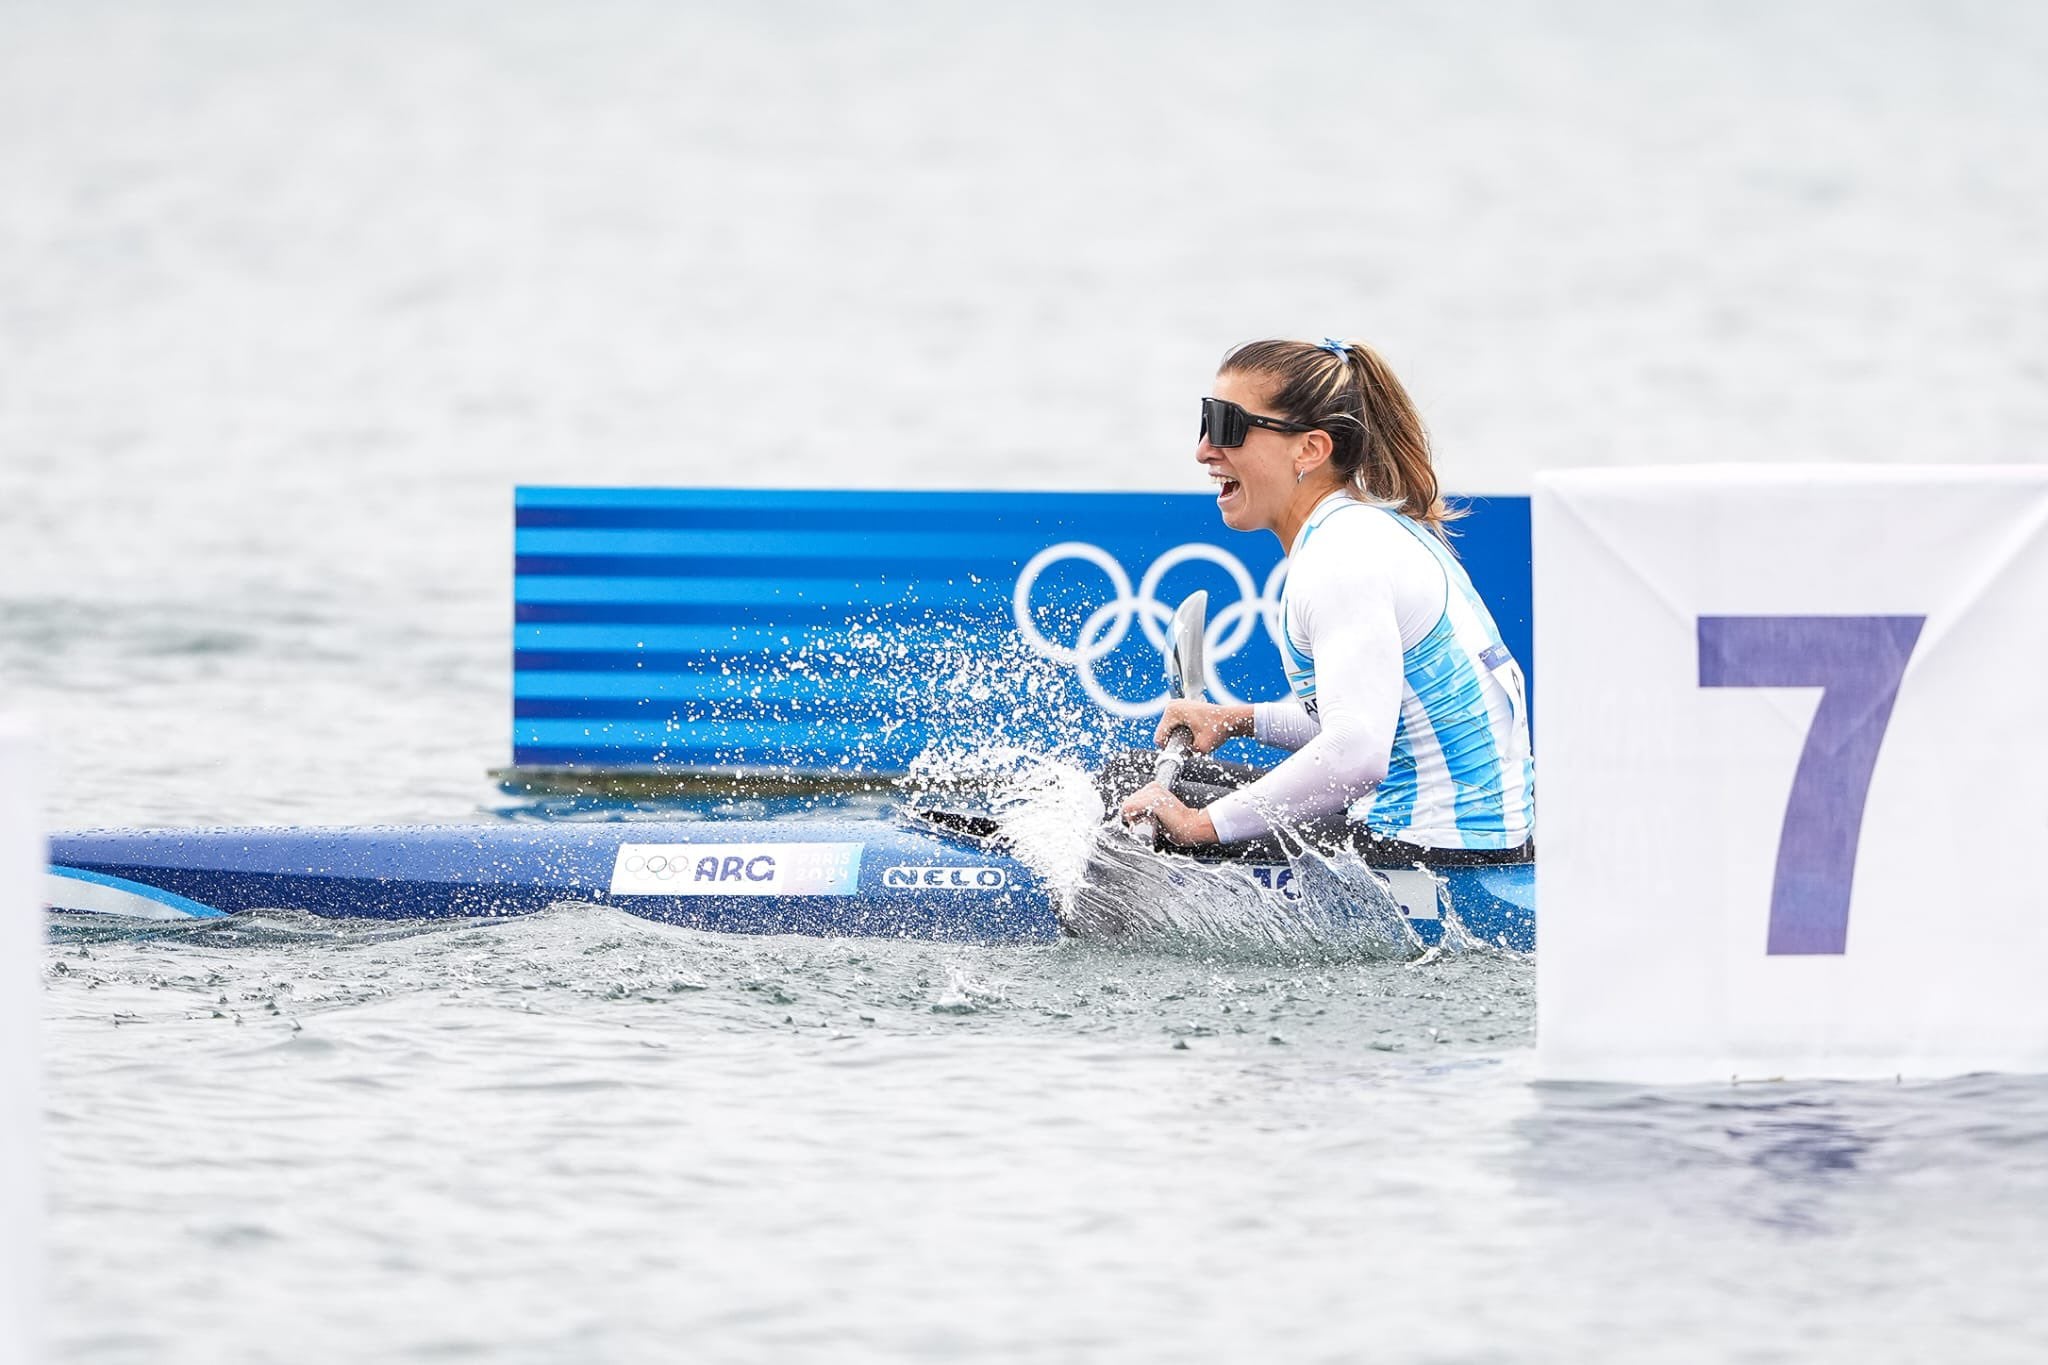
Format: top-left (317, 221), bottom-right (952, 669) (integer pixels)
top-left (6, 1), bottom-right (2048, 1360)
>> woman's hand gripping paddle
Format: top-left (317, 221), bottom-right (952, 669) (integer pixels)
top-left (1128, 590), bottom-right (1208, 845)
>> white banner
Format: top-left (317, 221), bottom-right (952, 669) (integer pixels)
top-left (0, 718), bottom-right (40, 1362)
top-left (1533, 466), bottom-right (2048, 1081)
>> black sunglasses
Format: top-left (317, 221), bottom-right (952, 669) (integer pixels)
top-left (1199, 397), bottom-right (1317, 449)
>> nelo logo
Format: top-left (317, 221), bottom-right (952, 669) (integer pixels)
top-left (694, 855), bottom-right (777, 884)
top-left (883, 865), bottom-right (1009, 892)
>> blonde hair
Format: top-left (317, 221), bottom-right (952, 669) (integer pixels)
top-left (1220, 338), bottom-right (1459, 527)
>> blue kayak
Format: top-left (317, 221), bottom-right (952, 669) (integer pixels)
top-left (44, 817), bottom-right (1535, 949)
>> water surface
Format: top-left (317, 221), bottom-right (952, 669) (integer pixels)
top-left (8, 2), bottom-right (2048, 1359)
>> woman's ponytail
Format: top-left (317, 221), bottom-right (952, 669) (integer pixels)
top-left (1220, 337), bottom-right (1459, 528)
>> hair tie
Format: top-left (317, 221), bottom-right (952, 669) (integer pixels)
top-left (1320, 337), bottom-right (1350, 359)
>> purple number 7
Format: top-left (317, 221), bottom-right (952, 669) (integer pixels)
top-left (1697, 616), bottom-right (1925, 955)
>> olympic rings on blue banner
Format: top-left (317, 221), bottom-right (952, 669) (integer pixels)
top-left (1010, 542), bottom-right (1288, 717)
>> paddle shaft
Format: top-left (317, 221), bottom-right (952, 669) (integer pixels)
top-left (1129, 725), bottom-right (1193, 844)
top-left (1124, 589), bottom-right (1209, 846)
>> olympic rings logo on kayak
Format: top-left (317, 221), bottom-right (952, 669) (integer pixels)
top-left (1011, 541), bottom-right (1288, 717)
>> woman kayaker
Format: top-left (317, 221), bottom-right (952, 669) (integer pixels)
top-left (1115, 338), bottom-right (1534, 864)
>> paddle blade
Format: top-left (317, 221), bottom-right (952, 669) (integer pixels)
top-left (1165, 590), bottom-right (1208, 702)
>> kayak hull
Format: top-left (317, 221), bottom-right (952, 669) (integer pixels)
top-left (46, 820), bottom-right (1535, 949)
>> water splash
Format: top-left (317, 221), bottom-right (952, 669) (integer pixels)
top-left (1060, 834), bottom-right (1428, 963)
top-left (930, 963), bottom-right (1006, 1014)
top-left (681, 613), bottom-right (1119, 776)
top-left (899, 734), bottom-right (1488, 964)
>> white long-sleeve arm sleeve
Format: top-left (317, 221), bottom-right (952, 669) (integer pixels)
top-left (1252, 700), bottom-right (1320, 751)
top-left (1204, 561), bottom-right (1406, 844)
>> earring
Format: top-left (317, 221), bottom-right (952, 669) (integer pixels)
top-left (1296, 467), bottom-right (1307, 484)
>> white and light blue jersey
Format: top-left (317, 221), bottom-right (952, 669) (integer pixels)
top-left (1263, 496), bottom-right (1534, 850)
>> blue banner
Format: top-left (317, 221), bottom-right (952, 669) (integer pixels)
top-left (512, 488), bottom-right (1532, 775)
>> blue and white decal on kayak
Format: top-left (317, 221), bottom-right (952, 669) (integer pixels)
top-left (44, 866), bottom-right (227, 920)
top-left (1246, 864), bottom-right (1440, 920)
top-left (609, 842), bottom-right (863, 897)
top-left (880, 864), bottom-right (1011, 892)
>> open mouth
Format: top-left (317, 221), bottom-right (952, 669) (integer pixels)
top-left (1211, 472), bottom-right (1241, 502)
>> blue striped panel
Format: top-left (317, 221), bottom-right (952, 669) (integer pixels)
top-left (511, 750), bottom-right (927, 771)
top-left (516, 716), bottom-right (928, 744)
top-left (508, 488), bottom-right (1532, 775)
top-left (517, 505), bottom-right (1152, 533)
top-left (514, 625), bottom-right (810, 652)
top-left (514, 699), bottom-right (853, 727)
top-left (518, 487), bottom-right (1047, 509)
top-left (512, 654), bottom-right (939, 681)
top-left (515, 528), bottom-right (1059, 558)
top-left (514, 601), bottom-right (1011, 627)
top-left (513, 624), bottom-right (984, 653)
top-left (513, 671), bottom-right (960, 703)
top-left (514, 577), bottom-right (991, 607)
top-left (515, 720), bottom-right (946, 767)
top-left (512, 666), bottom-right (1173, 716)
top-left (517, 554), bottom-right (1020, 579)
